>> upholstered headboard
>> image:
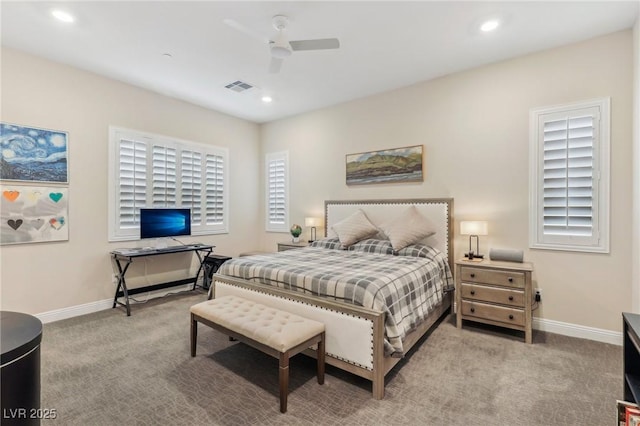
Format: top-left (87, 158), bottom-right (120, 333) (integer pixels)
top-left (324, 198), bottom-right (453, 269)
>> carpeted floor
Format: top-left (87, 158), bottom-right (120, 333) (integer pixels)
top-left (40, 291), bottom-right (621, 425)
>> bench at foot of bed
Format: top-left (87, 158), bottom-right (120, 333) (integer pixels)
top-left (190, 295), bottom-right (326, 413)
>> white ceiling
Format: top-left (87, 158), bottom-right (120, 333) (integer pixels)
top-left (1, 1), bottom-right (638, 123)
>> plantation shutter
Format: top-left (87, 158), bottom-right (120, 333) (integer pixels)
top-left (181, 150), bottom-right (202, 224)
top-left (117, 138), bottom-right (147, 228)
top-left (109, 126), bottom-right (229, 240)
top-left (151, 145), bottom-right (176, 207)
top-left (530, 99), bottom-right (609, 253)
top-left (205, 154), bottom-right (224, 225)
top-left (266, 152), bottom-right (289, 232)
top-left (541, 108), bottom-right (598, 240)
top-left (268, 156), bottom-right (286, 227)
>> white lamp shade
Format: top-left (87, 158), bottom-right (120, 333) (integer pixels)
top-left (305, 217), bottom-right (323, 227)
top-left (460, 221), bottom-right (488, 236)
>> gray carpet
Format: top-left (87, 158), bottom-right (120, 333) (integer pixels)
top-left (40, 291), bottom-right (621, 425)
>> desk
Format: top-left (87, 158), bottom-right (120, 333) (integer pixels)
top-left (111, 244), bottom-right (213, 316)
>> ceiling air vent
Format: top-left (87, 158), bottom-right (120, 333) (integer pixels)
top-left (225, 80), bottom-right (254, 93)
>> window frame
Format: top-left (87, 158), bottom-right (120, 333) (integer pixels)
top-left (108, 126), bottom-right (229, 242)
top-left (528, 98), bottom-right (610, 253)
top-left (265, 151), bottom-right (289, 233)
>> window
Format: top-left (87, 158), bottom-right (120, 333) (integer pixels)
top-left (529, 98), bottom-right (610, 253)
top-left (108, 127), bottom-right (228, 241)
top-left (265, 151), bottom-right (289, 232)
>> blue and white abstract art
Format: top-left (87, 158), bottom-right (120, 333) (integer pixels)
top-left (0, 122), bottom-right (68, 183)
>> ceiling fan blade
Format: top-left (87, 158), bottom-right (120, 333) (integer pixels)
top-left (290, 38), bottom-right (340, 51)
top-left (223, 18), bottom-right (270, 44)
top-left (268, 57), bottom-right (283, 74)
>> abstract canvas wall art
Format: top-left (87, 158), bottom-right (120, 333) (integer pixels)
top-left (1, 185), bottom-right (69, 245)
top-left (0, 122), bottom-right (69, 183)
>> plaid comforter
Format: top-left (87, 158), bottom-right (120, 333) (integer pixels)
top-left (216, 246), bottom-right (453, 356)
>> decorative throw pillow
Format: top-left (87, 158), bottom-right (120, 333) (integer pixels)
top-left (395, 243), bottom-right (438, 259)
top-left (348, 239), bottom-right (394, 255)
top-left (379, 206), bottom-right (436, 251)
top-left (331, 209), bottom-right (379, 246)
top-left (309, 238), bottom-right (345, 250)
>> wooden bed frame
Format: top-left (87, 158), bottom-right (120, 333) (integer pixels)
top-left (211, 198), bottom-right (453, 399)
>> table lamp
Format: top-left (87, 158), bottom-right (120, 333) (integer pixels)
top-left (305, 217), bottom-right (323, 243)
top-left (460, 221), bottom-right (488, 260)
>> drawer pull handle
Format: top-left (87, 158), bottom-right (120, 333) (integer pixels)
top-left (509, 314), bottom-right (514, 320)
top-left (508, 296), bottom-right (514, 301)
top-left (508, 277), bottom-right (513, 283)
top-left (470, 307), bottom-right (475, 313)
top-left (470, 290), bottom-right (476, 295)
top-left (470, 273), bottom-right (475, 278)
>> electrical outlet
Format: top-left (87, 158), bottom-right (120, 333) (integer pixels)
top-left (535, 288), bottom-right (542, 302)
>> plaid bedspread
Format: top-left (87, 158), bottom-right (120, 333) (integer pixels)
top-left (216, 246), bottom-right (453, 356)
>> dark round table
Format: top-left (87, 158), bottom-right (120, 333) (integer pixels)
top-left (1, 311), bottom-right (43, 426)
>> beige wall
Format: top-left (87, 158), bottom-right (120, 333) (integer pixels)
top-left (259, 31), bottom-right (634, 333)
top-left (0, 48), bottom-right (261, 315)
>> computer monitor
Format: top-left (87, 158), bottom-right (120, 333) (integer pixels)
top-left (139, 208), bottom-right (191, 240)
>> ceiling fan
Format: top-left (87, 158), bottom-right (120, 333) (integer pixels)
top-left (224, 15), bottom-right (340, 73)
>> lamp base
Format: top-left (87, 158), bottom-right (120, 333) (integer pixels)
top-left (464, 252), bottom-right (484, 260)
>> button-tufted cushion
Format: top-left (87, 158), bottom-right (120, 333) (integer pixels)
top-left (190, 295), bottom-right (325, 353)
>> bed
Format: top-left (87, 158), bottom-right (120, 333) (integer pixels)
top-left (210, 198), bottom-right (454, 399)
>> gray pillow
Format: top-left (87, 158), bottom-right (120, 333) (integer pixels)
top-left (379, 206), bottom-right (436, 251)
top-left (331, 209), bottom-right (379, 246)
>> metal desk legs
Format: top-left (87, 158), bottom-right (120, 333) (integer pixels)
top-left (112, 257), bottom-right (133, 316)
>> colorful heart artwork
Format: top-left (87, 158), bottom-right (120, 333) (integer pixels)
top-left (27, 191), bottom-right (42, 202)
top-left (8, 219), bottom-right (23, 230)
top-left (3, 191), bottom-right (20, 202)
top-left (30, 219), bottom-right (45, 230)
top-left (49, 193), bottom-right (63, 203)
top-left (49, 217), bottom-right (65, 230)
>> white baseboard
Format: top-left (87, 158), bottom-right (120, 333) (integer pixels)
top-left (35, 284), bottom-right (196, 324)
top-left (35, 298), bottom-right (113, 324)
top-left (533, 317), bottom-right (622, 346)
top-left (454, 302), bottom-right (621, 346)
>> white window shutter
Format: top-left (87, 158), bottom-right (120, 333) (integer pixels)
top-left (117, 138), bottom-right (147, 228)
top-left (205, 154), bottom-right (224, 225)
top-left (180, 150), bottom-right (202, 224)
top-left (152, 144), bottom-right (176, 207)
top-left (108, 126), bottom-right (230, 241)
top-left (266, 152), bottom-right (288, 232)
top-left (529, 98), bottom-right (609, 253)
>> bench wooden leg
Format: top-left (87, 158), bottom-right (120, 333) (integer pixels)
top-left (190, 314), bottom-right (197, 357)
top-left (279, 351), bottom-right (289, 413)
top-left (317, 332), bottom-right (325, 385)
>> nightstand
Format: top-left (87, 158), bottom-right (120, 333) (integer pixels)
top-left (455, 259), bottom-right (534, 343)
top-left (277, 241), bottom-right (309, 252)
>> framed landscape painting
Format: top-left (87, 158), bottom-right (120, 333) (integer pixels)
top-left (346, 145), bottom-right (423, 185)
top-left (0, 122), bottom-right (69, 183)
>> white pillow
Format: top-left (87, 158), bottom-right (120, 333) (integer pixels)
top-left (380, 206), bottom-right (436, 251)
top-left (331, 209), bottom-right (379, 246)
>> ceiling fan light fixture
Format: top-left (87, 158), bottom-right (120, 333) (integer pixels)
top-left (271, 44), bottom-right (292, 58)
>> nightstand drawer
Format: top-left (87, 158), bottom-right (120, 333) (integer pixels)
top-left (460, 283), bottom-right (525, 307)
top-left (459, 267), bottom-right (525, 289)
top-left (461, 300), bottom-right (525, 327)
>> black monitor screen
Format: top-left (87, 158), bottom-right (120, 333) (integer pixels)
top-left (140, 208), bottom-right (191, 239)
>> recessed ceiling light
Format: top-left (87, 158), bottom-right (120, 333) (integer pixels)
top-left (480, 20), bottom-right (499, 32)
top-left (261, 96), bottom-right (273, 103)
top-left (51, 9), bottom-right (75, 23)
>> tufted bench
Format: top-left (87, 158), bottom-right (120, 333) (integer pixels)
top-left (190, 295), bottom-right (325, 413)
